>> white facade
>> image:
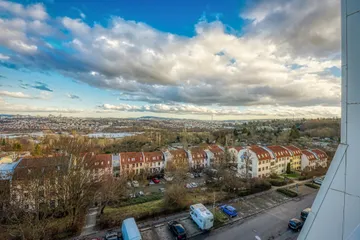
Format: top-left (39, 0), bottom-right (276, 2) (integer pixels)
top-left (299, 1), bottom-right (360, 239)
top-left (237, 148), bottom-right (258, 178)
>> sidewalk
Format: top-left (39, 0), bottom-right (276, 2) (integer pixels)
top-left (80, 207), bottom-right (99, 236)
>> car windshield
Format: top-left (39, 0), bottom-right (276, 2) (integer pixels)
top-left (175, 225), bottom-right (185, 233)
top-left (226, 206), bottom-right (235, 211)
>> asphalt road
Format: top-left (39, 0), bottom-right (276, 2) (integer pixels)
top-left (192, 192), bottom-right (317, 240)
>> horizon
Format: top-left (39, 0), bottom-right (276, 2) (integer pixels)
top-left (0, 0), bottom-right (340, 120)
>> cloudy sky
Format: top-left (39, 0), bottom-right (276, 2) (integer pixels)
top-left (0, 0), bottom-right (341, 120)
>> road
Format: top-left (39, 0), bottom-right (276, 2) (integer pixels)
top-left (192, 192), bottom-right (317, 240)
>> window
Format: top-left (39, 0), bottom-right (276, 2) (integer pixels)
top-left (153, 157), bottom-right (156, 160)
top-left (140, 163), bottom-right (142, 166)
top-left (258, 168), bottom-right (261, 172)
top-left (136, 163), bottom-right (138, 167)
top-left (108, 161), bottom-right (110, 164)
top-left (101, 161), bottom-right (103, 165)
top-left (132, 164), bottom-right (135, 168)
top-left (158, 162), bottom-right (160, 166)
top-left (132, 158), bottom-right (135, 161)
top-left (262, 167), bottom-right (264, 170)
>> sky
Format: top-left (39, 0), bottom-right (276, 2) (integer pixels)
top-left (0, 0), bottom-right (341, 120)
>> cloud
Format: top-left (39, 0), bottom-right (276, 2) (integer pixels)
top-left (19, 81), bottom-right (53, 92)
top-left (67, 93), bottom-right (81, 100)
top-left (0, 98), bottom-right (82, 113)
top-left (0, 90), bottom-right (51, 99)
top-left (0, 53), bottom-right (9, 60)
top-left (0, 74), bottom-right (6, 78)
top-left (0, 0), bottom-right (48, 20)
top-left (0, 0), bottom-right (341, 117)
top-left (98, 103), bottom-right (340, 118)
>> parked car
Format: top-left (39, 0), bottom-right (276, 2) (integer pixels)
top-left (313, 177), bottom-right (324, 185)
top-left (127, 182), bottom-right (132, 188)
top-left (193, 173), bottom-right (201, 178)
top-left (105, 231), bottom-right (119, 240)
top-left (288, 218), bottom-right (304, 232)
top-left (168, 220), bottom-right (187, 239)
top-left (190, 203), bottom-right (214, 230)
top-left (187, 173), bottom-right (195, 178)
top-left (190, 182), bottom-right (198, 188)
top-left (301, 208), bottom-right (311, 220)
top-left (129, 193), bottom-right (136, 199)
top-left (122, 218), bottom-right (142, 240)
top-left (159, 187), bottom-right (166, 193)
top-left (152, 178), bottom-right (160, 184)
top-left (219, 205), bottom-right (238, 217)
top-left (185, 183), bottom-right (192, 189)
top-left (132, 180), bottom-right (139, 187)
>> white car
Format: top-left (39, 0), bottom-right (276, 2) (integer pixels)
top-left (159, 187), bottom-right (166, 193)
top-left (127, 182), bottom-right (132, 188)
top-left (190, 182), bottom-right (198, 188)
top-left (185, 183), bottom-right (192, 188)
top-left (132, 180), bottom-right (139, 187)
top-left (313, 177), bottom-right (324, 185)
top-left (187, 173), bottom-right (195, 178)
top-left (164, 175), bottom-right (173, 182)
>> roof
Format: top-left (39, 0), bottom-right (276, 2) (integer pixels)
top-left (122, 218), bottom-right (141, 238)
top-left (0, 160), bottom-right (21, 180)
top-left (169, 149), bottom-right (187, 158)
top-left (267, 146), bottom-right (291, 158)
top-left (189, 148), bottom-right (206, 160)
top-left (284, 145), bottom-right (302, 156)
top-left (249, 146), bottom-right (272, 161)
top-left (208, 145), bottom-right (224, 155)
top-left (302, 150), bottom-right (317, 161)
top-left (120, 152), bottom-right (144, 164)
top-left (311, 149), bottom-right (328, 159)
top-left (85, 154), bottom-right (112, 169)
top-left (191, 203), bottom-right (213, 218)
top-left (12, 156), bottom-right (69, 181)
top-left (143, 152), bottom-right (164, 162)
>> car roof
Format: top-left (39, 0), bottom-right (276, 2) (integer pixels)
top-left (225, 205), bottom-right (236, 210)
top-left (302, 208), bottom-right (311, 212)
top-left (290, 218), bottom-right (301, 223)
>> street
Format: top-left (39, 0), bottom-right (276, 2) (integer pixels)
top-left (192, 192), bottom-right (317, 240)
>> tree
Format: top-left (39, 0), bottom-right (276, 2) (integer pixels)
top-left (164, 184), bottom-right (188, 209)
top-left (286, 162), bottom-right (291, 174)
top-left (33, 144), bottom-right (42, 156)
top-left (1, 138), bottom-right (5, 146)
top-left (12, 142), bottom-right (22, 151)
top-left (289, 125), bottom-right (300, 140)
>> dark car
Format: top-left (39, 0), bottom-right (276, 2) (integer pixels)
top-left (288, 218), bottom-right (304, 232)
top-left (301, 208), bottom-right (311, 220)
top-left (105, 231), bottom-right (119, 240)
top-left (168, 220), bottom-right (187, 239)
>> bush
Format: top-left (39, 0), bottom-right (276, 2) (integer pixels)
top-left (277, 188), bottom-right (298, 197)
top-left (118, 192), bottom-right (163, 207)
top-left (298, 175), bottom-right (310, 181)
top-left (305, 183), bottom-right (320, 189)
top-left (269, 179), bottom-right (287, 186)
top-left (164, 185), bottom-right (188, 209)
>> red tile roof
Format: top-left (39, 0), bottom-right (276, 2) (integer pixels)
top-left (302, 150), bottom-right (317, 161)
top-left (249, 146), bottom-right (272, 161)
top-left (190, 148), bottom-right (207, 160)
top-left (209, 145), bottom-right (224, 155)
top-left (311, 149), bottom-right (328, 160)
top-left (120, 152), bottom-right (144, 164)
top-left (267, 146), bottom-right (291, 157)
top-left (143, 152), bottom-right (164, 162)
top-left (86, 154), bottom-right (112, 169)
top-left (169, 149), bottom-right (187, 158)
top-left (284, 145), bottom-right (302, 156)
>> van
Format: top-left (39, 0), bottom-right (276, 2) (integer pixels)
top-left (121, 218), bottom-right (142, 240)
top-left (189, 203), bottom-right (214, 230)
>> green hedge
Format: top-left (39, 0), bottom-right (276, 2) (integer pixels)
top-left (118, 192), bottom-right (163, 207)
top-left (276, 188), bottom-right (298, 197)
top-left (305, 183), bottom-right (320, 189)
top-left (268, 179), bottom-right (287, 186)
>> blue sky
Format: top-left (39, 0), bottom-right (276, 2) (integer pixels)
top-left (0, 0), bottom-right (341, 119)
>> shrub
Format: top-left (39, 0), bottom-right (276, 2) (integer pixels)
top-left (269, 179), bottom-right (287, 186)
top-left (277, 188), bottom-right (298, 197)
top-left (163, 185), bottom-right (188, 209)
top-left (118, 192), bottom-right (163, 207)
top-left (305, 183), bottom-right (320, 189)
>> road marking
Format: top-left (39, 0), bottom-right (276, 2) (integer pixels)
top-left (255, 235), bottom-right (261, 240)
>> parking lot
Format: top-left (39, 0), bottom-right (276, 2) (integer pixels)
top-left (138, 190), bottom-right (292, 240)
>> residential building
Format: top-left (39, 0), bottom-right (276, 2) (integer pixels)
top-left (266, 145), bottom-right (291, 174)
top-left (238, 146), bottom-right (272, 178)
top-left (205, 145), bottom-right (224, 167)
top-left (311, 149), bottom-right (328, 168)
top-left (119, 152), bottom-right (145, 176)
top-left (164, 149), bottom-right (189, 169)
top-left (143, 151), bottom-right (164, 175)
top-left (85, 154), bottom-right (112, 181)
top-left (284, 145), bottom-right (302, 171)
top-left (188, 148), bottom-right (207, 170)
top-left (301, 150), bottom-right (318, 170)
top-left (228, 146), bottom-right (243, 167)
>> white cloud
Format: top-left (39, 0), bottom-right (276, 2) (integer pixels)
top-left (0, 90), bottom-right (33, 99)
top-left (99, 103), bottom-right (340, 118)
top-left (0, 53), bottom-right (9, 60)
top-left (0, 0), bottom-right (342, 118)
top-left (0, 0), bottom-right (48, 20)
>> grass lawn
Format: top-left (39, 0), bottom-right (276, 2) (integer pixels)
top-left (282, 172), bottom-right (300, 179)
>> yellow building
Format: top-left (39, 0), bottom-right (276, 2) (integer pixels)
top-left (284, 145), bottom-right (302, 171)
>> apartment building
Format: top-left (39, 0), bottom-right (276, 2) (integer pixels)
top-left (266, 146), bottom-right (291, 174)
top-left (85, 154), bottom-right (112, 181)
top-left (205, 145), bottom-right (224, 167)
top-left (164, 149), bottom-right (189, 169)
top-left (238, 146), bottom-right (272, 178)
top-left (188, 148), bottom-right (207, 170)
top-left (310, 149), bottom-right (328, 168)
top-left (284, 145), bottom-right (302, 171)
top-left (228, 146), bottom-right (243, 167)
top-left (143, 151), bottom-right (164, 174)
top-left (301, 150), bottom-right (318, 170)
top-left (119, 152), bottom-right (145, 175)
